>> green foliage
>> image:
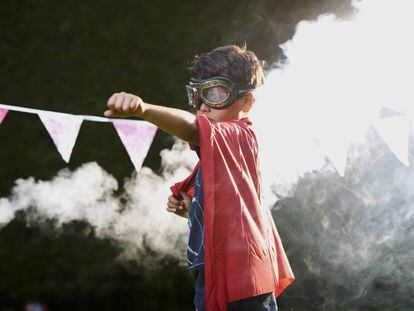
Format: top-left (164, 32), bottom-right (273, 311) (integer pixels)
top-left (0, 0), bottom-right (356, 309)
top-left (0, 0), bottom-right (353, 196)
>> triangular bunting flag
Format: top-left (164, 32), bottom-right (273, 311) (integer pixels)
top-left (38, 112), bottom-right (83, 163)
top-left (0, 108), bottom-right (9, 124)
top-left (316, 135), bottom-right (351, 177)
top-left (371, 116), bottom-right (410, 166)
top-left (112, 119), bottom-right (157, 171)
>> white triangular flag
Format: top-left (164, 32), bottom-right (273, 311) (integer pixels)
top-left (38, 112), bottom-right (83, 163)
top-left (0, 108), bottom-right (8, 124)
top-left (371, 116), bottom-right (410, 166)
top-left (316, 134), bottom-right (351, 177)
top-left (112, 119), bottom-right (157, 171)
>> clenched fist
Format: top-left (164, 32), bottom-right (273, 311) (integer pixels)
top-left (104, 92), bottom-right (145, 118)
top-left (167, 191), bottom-right (192, 218)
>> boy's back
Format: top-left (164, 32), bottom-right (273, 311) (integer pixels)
top-left (192, 114), bottom-right (294, 310)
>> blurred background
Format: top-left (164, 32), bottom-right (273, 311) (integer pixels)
top-left (2, 0), bottom-right (414, 310)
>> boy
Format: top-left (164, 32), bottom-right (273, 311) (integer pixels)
top-left (104, 45), bottom-right (294, 311)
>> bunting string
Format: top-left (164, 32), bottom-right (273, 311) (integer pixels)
top-left (0, 103), bottom-right (158, 171)
top-left (0, 103), bottom-right (411, 175)
top-left (0, 103), bottom-right (116, 123)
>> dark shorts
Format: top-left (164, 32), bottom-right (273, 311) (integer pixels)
top-left (191, 266), bottom-right (278, 311)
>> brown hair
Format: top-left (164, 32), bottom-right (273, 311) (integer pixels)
top-left (190, 45), bottom-right (265, 90)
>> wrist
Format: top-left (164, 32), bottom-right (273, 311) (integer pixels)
top-left (134, 100), bottom-right (147, 118)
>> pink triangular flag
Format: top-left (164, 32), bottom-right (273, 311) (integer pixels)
top-left (112, 119), bottom-right (157, 171)
top-left (38, 112), bottom-right (83, 163)
top-left (0, 108), bottom-right (9, 124)
top-left (371, 116), bottom-right (410, 166)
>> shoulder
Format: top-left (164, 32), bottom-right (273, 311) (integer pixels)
top-left (196, 115), bottom-right (259, 157)
top-left (197, 115), bottom-right (255, 138)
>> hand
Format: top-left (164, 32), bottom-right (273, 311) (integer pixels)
top-left (104, 91), bottom-right (145, 118)
top-left (166, 191), bottom-right (192, 218)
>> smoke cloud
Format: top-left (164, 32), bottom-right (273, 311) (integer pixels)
top-left (249, 0), bottom-right (414, 308)
top-left (0, 140), bottom-right (198, 259)
top-left (252, 0), bottom-right (414, 202)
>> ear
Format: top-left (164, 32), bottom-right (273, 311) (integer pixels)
top-left (241, 92), bottom-right (254, 113)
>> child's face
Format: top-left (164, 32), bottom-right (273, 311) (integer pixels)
top-left (196, 93), bottom-right (252, 122)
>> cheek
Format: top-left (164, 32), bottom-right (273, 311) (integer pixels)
top-left (226, 104), bottom-right (240, 116)
top-left (217, 110), bottom-right (230, 118)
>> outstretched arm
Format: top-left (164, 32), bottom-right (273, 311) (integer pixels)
top-left (104, 92), bottom-right (199, 145)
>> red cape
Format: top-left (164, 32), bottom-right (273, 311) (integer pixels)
top-left (171, 115), bottom-right (294, 310)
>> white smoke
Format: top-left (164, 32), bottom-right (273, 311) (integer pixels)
top-left (248, 0), bottom-right (414, 308)
top-left (251, 0), bottom-right (414, 204)
top-left (0, 140), bottom-right (198, 258)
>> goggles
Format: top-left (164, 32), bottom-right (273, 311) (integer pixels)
top-left (186, 76), bottom-right (253, 110)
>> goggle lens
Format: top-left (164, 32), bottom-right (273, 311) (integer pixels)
top-left (202, 85), bottom-right (230, 104)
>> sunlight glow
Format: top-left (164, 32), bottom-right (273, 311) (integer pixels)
top-left (251, 0), bottom-right (414, 203)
